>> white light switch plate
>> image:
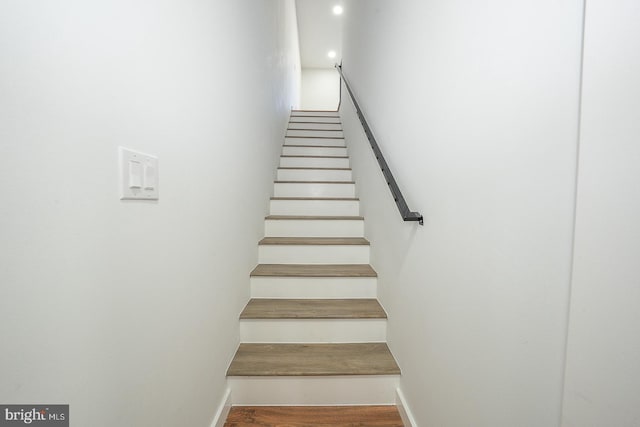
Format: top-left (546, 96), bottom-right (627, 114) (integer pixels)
top-left (119, 147), bottom-right (159, 200)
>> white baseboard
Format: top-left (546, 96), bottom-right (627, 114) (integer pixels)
top-left (396, 388), bottom-right (418, 427)
top-left (210, 387), bottom-right (232, 427)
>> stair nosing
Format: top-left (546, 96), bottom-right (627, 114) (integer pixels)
top-left (289, 121), bottom-right (342, 124)
top-left (270, 197), bottom-right (359, 201)
top-left (281, 155), bottom-right (348, 159)
top-left (258, 237), bottom-right (370, 246)
top-left (250, 264), bottom-right (378, 278)
top-left (278, 167), bottom-right (352, 171)
top-left (265, 215), bottom-right (364, 220)
top-left (289, 120), bottom-right (341, 123)
top-left (285, 136), bottom-right (345, 139)
top-left (239, 298), bottom-right (387, 320)
top-left (292, 109), bottom-right (339, 112)
top-left (289, 117), bottom-right (341, 120)
top-left (283, 144), bottom-right (346, 148)
top-left (274, 180), bottom-right (355, 184)
top-left (287, 128), bottom-right (343, 132)
top-left (290, 112), bottom-right (339, 114)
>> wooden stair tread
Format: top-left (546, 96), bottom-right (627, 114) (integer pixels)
top-left (289, 120), bottom-right (341, 123)
top-left (289, 120), bottom-right (342, 124)
top-left (285, 136), bottom-right (345, 139)
top-left (287, 128), bottom-right (343, 131)
top-left (283, 144), bottom-right (346, 148)
top-left (250, 264), bottom-right (377, 277)
top-left (271, 197), bottom-right (359, 201)
top-left (226, 343), bottom-right (400, 376)
top-left (289, 116), bottom-right (341, 119)
top-left (281, 155), bottom-right (349, 158)
top-left (290, 111), bottom-right (339, 114)
top-left (278, 167), bottom-right (352, 170)
top-left (292, 109), bottom-right (339, 112)
top-left (224, 405), bottom-right (403, 426)
top-left (274, 180), bottom-right (355, 184)
top-left (259, 237), bottom-right (369, 246)
top-left (265, 215), bottom-right (364, 220)
top-left (240, 299), bottom-right (387, 319)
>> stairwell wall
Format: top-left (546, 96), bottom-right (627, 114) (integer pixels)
top-left (300, 68), bottom-right (340, 110)
top-left (561, 0), bottom-right (640, 425)
top-left (340, 1), bottom-right (583, 425)
top-left (0, 1), bottom-right (299, 426)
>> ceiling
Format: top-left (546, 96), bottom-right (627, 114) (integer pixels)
top-left (296, 0), bottom-right (344, 69)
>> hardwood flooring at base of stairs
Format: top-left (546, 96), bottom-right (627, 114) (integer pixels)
top-left (224, 405), bottom-right (404, 427)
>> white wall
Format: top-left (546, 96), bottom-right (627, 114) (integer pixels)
top-left (301, 68), bottom-right (340, 110)
top-left (340, 1), bottom-right (583, 425)
top-left (0, 1), bottom-right (300, 426)
top-left (561, 1), bottom-right (640, 425)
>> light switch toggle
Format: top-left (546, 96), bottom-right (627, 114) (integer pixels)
top-left (129, 160), bottom-right (143, 189)
top-left (144, 163), bottom-right (156, 190)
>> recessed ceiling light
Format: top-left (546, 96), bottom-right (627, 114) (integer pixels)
top-left (332, 5), bottom-right (343, 15)
top-left (328, 50), bottom-right (337, 59)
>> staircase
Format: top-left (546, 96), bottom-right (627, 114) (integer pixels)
top-left (226, 110), bottom-right (401, 406)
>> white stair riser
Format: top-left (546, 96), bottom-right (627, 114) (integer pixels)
top-left (228, 376), bottom-right (399, 405)
top-left (286, 130), bottom-right (344, 138)
top-left (288, 122), bottom-right (343, 130)
top-left (258, 245), bottom-right (370, 264)
top-left (273, 182), bottom-right (356, 198)
top-left (289, 117), bottom-right (341, 124)
top-left (270, 199), bottom-right (359, 216)
top-left (239, 319), bottom-right (387, 343)
top-left (277, 168), bottom-right (352, 181)
top-left (265, 219), bottom-right (364, 237)
top-left (291, 111), bottom-right (339, 117)
top-left (280, 157), bottom-right (349, 168)
top-left (285, 137), bottom-right (345, 146)
top-left (282, 146), bottom-right (348, 156)
top-left (250, 277), bottom-right (377, 299)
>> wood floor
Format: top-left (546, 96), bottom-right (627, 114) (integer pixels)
top-left (224, 405), bottom-right (404, 427)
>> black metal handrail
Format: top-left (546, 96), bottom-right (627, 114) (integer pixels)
top-left (335, 64), bottom-right (423, 225)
